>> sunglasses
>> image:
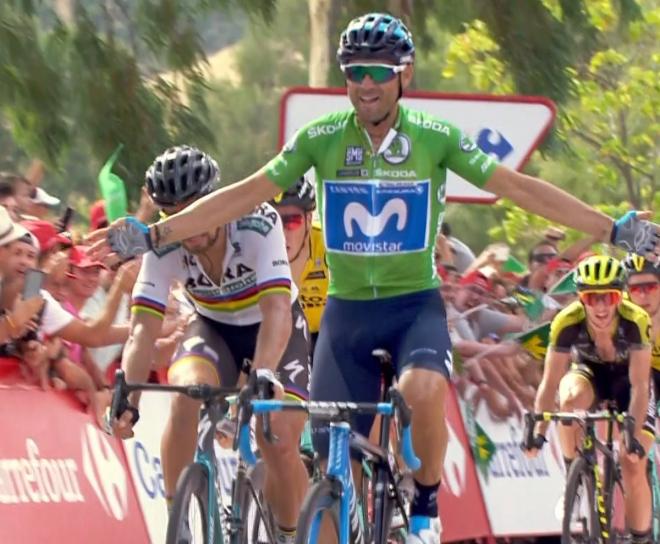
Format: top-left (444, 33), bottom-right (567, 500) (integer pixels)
top-left (628, 282), bottom-right (660, 296)
top-left (531, 253), bottom-right (558, 264)
top-left (281, 213), bottom-right (305, 231)
top-left (341, 63), bottom-right (405, 84)
top-left (578, 290), bottom-right (622, 307)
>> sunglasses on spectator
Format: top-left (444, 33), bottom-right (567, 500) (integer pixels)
top-left (340, 64), bottom-right (406, 84)
top-left (531, 253), bottom-right (558, 264)
top-left (578, 290), bottom-right (622, 307)
top-left (281, 213), bottom-right (305, 231)
top-left (628, 282), bottom-right (660, 296)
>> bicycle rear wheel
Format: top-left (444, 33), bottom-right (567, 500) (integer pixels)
top-left (295, 478), bottom-right (341, 544)
top-left (166, 462), bottom-right (214, 544)
top-left (562, 457), bottom-right (600, 544)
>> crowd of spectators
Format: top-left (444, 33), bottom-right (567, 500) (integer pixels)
top-left (436, 222), bottom-right (592, 422)
top-left (0, 166), bottom-right (192, 425)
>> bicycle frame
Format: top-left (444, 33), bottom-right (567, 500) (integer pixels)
top-left (241, 398), bottom-right (419, 544)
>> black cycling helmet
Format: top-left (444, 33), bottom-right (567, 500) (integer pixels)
top-left (270, 177), bottom-right (316, 212)
top-left (623, 253), bottom-right (660, 278)
top-left (337, 13), bottom-right (415, 66)
top-left (145, 145), bottom-right (219, 207)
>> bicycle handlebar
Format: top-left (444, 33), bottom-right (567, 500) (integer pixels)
top-left (235, 389), bottom-right (421, 470)
top-left (105, 369), bottom-right (239, 434)
top-left (522, 410), bottom-right (638, 454)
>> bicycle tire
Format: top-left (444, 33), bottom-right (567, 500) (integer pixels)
top-left (166, 462), bottom-right (213, 544)
top-left (295, 478), bottom-right (341, 544)
top-left (562, 456), bottom-right (600, 544)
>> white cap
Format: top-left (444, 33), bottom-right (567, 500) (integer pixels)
top-left (31, 186), bottom-right (61, 207)
top-left (0, 205), bottom-right (29, 246)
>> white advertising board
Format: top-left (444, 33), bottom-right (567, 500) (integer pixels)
top-left (279, 87), bottom-right (556, 203)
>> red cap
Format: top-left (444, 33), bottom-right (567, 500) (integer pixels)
top-left (459, 270), bottom-right (492, 291)
top-left (436, 263), bottom-right (449, 282)
top-left (21, 220), bottom-right (72, 252)
top-left (89, 200), bottom-right (108, 231)
top-left (69, 245), bottom-right (107, 270)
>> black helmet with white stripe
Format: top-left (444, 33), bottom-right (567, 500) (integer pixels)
top-left (145, 145), bottom-right (219, 207)
top-left (270, 177), bottom-right (316, 212)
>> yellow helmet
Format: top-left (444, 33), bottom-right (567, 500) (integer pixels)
top-left (574, 255), bottom-right (625, 291)
top-left (622, 253), bottom-right (660, 278)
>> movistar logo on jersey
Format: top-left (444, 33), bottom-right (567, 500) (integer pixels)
top-left (324, 181), bottom-right (430, 255)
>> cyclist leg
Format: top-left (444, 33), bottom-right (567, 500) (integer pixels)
top-left (392, 289), bottom-right (452, 539)
top-left (615, 376), bottom-right (654, 537)
top-left (256, 302), bottom-right (311, 534)
top-left (556, 364), bottom-right (596, 465)
top-left (161, 315), bottom-right (239, 501)
top-left (310, 296), bottom-right (384, 543)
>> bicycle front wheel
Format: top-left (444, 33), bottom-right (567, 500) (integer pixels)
top-left (166, 462), bottom-right (214, 544)
top-left (562, 456), bottom-right (600, 544)
top-left (295, 478), bottom-right (341, 544)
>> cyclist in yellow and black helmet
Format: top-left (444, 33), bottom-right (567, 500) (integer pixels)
top-left (624, 253), bottom-right (660, 402)
top-left (527, 254), bottom-right (655, 541)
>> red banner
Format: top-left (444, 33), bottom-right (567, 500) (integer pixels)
top-left (0, 385), bottom-right (150, 543)
top-left (439, 386), bottom-right (493, 541)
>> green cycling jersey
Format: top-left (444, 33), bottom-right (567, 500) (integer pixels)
top-left (265, 104), bottom-right (498, 300)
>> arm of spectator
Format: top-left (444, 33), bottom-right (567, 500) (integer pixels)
top-left (89, 259), bottom-right (140, 330)
top-left (559, 235), bottom-right (598, 263)
top-left (453, 338), bottom-right (521, 359)
top-left (18, 339), bottom-right (49, 390)
top-left (81, 348), bottom-right (109, 389)
top-left (533, 348), bottom-right (571, 438)
top-left (434, 234), bottom-right (454, 265)
top-left (0, 295), bottom-right (45, 344)
top-left (476, 307), bottom-right (528, 336)
top-left (57, 319), bottom-right (129, 347)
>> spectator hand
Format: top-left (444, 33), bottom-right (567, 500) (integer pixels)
top-left (116, 258), bottom-right (141, 293)
top-left (19, 339), bottom-right (49, 390)
top-left (11, 295), bottom-right (45, 336)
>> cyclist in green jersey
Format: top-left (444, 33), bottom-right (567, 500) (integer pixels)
top-left (91, 12), bottom-right (660, 543)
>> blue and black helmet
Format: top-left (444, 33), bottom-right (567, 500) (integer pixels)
top-left (337, 13), bottom-right (415, 66)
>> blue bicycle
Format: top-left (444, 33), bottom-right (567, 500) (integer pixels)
top-left (235, 387), bottom-right (420, 544)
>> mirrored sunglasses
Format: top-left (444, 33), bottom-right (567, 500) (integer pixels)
top-left (628, 282), bottom-right (660, 296)
top-left (578, 290), bottom-right (622, 307)
top-left (341, 63), bottom-right (405, 84)
top-left (281, 213), bottom-right (304, 231)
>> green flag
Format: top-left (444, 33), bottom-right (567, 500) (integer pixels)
top-left (513, 321), bottom-right (551, 360)
top-left (549, 268), bottom-right (577, 295)
top-left (473, 421), bottom-right (496, 478)
top-left (452, 350), bottom-right (465, 375)
top-left (98, 144), bottom-right (128, 222)
top-left (502, 255), bottom-right (527, 274)
top-left (513, 287), bottom-right (545, 321)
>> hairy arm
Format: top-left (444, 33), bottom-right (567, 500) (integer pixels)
top-left (484, 165), bottom-right (614, 242)
top-left (533, 348), bottom-right (571, 436)
top-left (628, 346), bottom-right (652, 438)
top-left (153, 172), bottom-right (281, 246)
top-left (252, 293), bottom-right (293, 372)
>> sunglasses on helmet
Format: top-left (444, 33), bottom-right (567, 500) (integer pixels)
top-left (578, 289), bottom-right (622, 307)
top-left (340, 63), bottom-right (405, 84)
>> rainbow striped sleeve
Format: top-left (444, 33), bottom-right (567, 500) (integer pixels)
top-left (189, 277), bottom-right (291, 314)
top-left (131, 296), bottom-right (166, 319)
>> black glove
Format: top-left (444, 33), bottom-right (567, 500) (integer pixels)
top-left (521, 433), bottom-right (547, 452)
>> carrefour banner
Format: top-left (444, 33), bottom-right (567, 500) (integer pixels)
top-left (0, 387), bottom-right (149, 543)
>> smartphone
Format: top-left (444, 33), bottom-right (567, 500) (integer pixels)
top-left (58, 206), bottom-right (74, 232)
top-left (22, 268), bottom-right (45, 300)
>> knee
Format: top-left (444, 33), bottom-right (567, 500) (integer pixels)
top-left (620, 456), bottom-right (647, 481)
top-left (259, 415), bottom-right (304, 460)
top-left (399, 369), bottom-right (448, 407)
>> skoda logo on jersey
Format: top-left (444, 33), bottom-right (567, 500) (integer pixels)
top-left (324, 181), bottom-right (430, 255)
top-left (383, 133), bottom-right (411, 165)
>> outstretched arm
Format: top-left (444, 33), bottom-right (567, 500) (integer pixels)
top-left (153, 171), bottom-right (281, 246)
top-left (484, 166), bottom-right (615, 241)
